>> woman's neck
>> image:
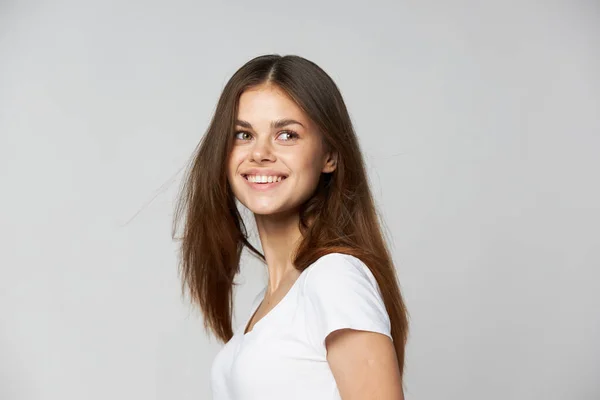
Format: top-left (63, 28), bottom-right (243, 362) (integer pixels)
top-left (255, 211), bottom-right (303, 294)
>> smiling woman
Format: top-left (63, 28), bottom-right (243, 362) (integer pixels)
top-left (172, 54), bottom-right (409, 400)
top-left (227, 84), bottom-right (335, 216)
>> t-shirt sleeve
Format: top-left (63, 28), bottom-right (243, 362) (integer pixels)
top-left (303, 253), bottom-right (392, 353)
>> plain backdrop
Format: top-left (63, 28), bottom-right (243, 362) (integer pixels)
top-left (1, 1), bottom-right (599, 399)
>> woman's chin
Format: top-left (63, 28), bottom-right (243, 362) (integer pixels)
top-left (249, 204), bottom-right (298, 219)
top-left (251, 207), bottom-right (286, 216)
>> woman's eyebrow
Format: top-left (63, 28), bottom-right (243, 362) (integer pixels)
top-left (235, 119), bottom-right (305, 129)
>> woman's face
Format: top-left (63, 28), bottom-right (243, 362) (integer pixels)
top-left (227, 84), bottom-right (336, 216)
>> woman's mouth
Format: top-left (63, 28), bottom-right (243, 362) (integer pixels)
top-left (242, 174), bottom-right (287, 191)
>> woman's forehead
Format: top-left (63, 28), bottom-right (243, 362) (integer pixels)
top-left (237, 86), bottom-right (310, 128)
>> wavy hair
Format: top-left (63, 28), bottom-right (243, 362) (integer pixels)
top-left (172, 54), bottom-right (409, 378)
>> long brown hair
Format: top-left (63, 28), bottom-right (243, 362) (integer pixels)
top-left (172, 54), bottom-right (409, 378)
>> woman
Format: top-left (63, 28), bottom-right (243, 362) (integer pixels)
top-left (173, 54), bottom-right (409, 399)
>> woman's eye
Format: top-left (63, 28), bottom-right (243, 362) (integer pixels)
top-left (234, 131), bottom-right (251, 140)
top-left (278, 131), bottom-right (299, 141)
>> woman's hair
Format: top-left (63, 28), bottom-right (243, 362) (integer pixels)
top-left (172, 54), bottom-right (409, 378)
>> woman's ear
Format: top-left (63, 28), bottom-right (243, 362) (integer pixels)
top-left (322, 151), bottom-right (338, 174)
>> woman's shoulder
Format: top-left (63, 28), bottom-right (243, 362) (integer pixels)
top-left (300, 252), bottom-right (379, 295)
top-left (305, 252), bottom-right (366, 272)
top-left (298, 252), bottom-right (392, 347)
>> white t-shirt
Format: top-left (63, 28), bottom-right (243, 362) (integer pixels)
top-left (210, 252), bottom-right (393, 400)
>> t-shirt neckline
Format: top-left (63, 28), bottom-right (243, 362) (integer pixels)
top-left (242, 270), bottom-right (307, 337)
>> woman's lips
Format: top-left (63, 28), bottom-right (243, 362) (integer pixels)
top-left (242, 175), bottom-right (287, 191)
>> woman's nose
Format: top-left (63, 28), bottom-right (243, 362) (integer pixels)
top-left (250, 137), bottom-right (275, 162)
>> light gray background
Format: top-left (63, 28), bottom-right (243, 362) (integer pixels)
top-left (1, 1), bottom-right (599, 399)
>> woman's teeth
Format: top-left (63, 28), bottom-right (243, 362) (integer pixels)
top-left (245, 175), bottom-right (285, 183)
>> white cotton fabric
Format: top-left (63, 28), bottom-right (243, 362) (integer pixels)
top-left (210, 252), bottom-right (392, 400)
